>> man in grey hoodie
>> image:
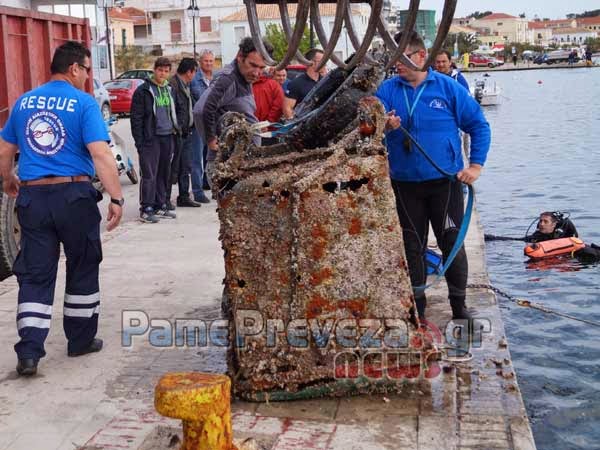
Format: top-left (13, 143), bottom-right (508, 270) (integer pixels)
top-left (130, 57), bottom-right (178, 222)
top-left (193, 38), bottom-right (271, 188)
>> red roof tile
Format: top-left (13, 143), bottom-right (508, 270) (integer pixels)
top-left (477, 13), bottom-right (518, 20)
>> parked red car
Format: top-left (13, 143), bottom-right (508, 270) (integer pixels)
top-left (104, 79), bottom-right (144, 115)
top-left (468, 54), bottom-right (504, 68)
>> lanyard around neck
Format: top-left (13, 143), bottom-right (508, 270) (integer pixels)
top-left (402, 82), bottom-right (427, 118)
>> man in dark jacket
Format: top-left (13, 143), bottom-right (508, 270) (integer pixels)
top-left (167, 58), bottom-right (201, 208)
top-left (130, 57), bottom-right (179, 222)
top-left (193, 38), bottom-right (271, 188)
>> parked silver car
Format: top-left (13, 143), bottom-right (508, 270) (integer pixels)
top-left (93, 78), bottom-right (111, 120)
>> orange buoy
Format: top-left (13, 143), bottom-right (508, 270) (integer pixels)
top-left (524, 237), bottom-right (585, 259)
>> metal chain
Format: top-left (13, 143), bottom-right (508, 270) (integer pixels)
top-left (466, 283), bottom-right (600, 328)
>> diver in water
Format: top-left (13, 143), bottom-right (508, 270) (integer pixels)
top-left (525, 212), bottom-right (600, 262)
top-left (525, 211), bottom-right (578, 243)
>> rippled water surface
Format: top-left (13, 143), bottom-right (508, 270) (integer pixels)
top-left (464, 68), bottom-right (600, 450)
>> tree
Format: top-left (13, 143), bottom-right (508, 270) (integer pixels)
top-left (584, 37), bottom-right (600, 51)
top-left (442, 32), bottom-right (478, 56)
top-left (114, 46), bottom-right (148, 73)
top-left (264, 23), bottom-right (312, 63)
top-left (519, 13), bottom-right (526, 18)
top-left (467, 11), bottom-right (493, 19)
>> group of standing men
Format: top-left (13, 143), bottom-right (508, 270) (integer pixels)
top-left (0, 31), bottom-right (489, 376)
top-left (130, 51), bottom-right (215, 223)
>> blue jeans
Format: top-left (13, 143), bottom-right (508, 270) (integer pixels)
top-left (189, 129), bottom-right (205, 200)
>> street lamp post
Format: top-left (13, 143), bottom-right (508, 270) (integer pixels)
top-left (186, 0), bottom-right (200, 59)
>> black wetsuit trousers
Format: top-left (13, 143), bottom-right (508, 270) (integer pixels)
top-left (391, 178), bottom-right (468, 314)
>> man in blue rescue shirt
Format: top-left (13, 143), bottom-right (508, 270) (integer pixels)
top-left (0, 41), bottom-right (124, 376)
top-left (376, 31), bottom-right (491, 321)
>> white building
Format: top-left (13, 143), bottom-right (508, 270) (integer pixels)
top-left (219, 3), bottom-right (371, 64)
top-left (551, 27), bottom-right (597, 46)
top-left (124, 0), bottom-right (244, 59)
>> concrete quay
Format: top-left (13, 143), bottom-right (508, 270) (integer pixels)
top-left (0, 200), bottom-right (536, 449)
top-left (0, 119), bottom-right (536, 449)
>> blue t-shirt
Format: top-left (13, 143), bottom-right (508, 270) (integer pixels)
top-left (0, 80), bottom-right (108, 181)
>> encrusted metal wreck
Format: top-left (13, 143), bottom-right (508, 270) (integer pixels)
top-left (212, 58), bottom-right (439, 400)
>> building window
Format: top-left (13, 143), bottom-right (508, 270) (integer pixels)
top-left (497, 22), bottom-right (503, 26)
top-left (170, 19), bottom-right (182, 42)
top-left (121, 29), bottom-right (127, 47)
top-left (134, 24), bottom-right (152, 39)
top-left (234, 26), bottom-right (245, 44)
top-left (200, 16), bottom-right (211, 32)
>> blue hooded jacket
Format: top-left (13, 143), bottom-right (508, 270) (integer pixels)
top-left (375, 68), bottom-right (491, 182)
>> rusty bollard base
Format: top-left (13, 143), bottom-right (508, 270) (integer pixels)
top-left (154, 372), bottom-right (234, 450)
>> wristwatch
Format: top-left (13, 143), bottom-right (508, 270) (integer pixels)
top-left (110, 197), bottom-right (125, 207)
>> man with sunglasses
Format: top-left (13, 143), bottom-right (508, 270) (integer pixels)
top-left (376, 31), bottom-right (491, 321)
top-left (0, 41), bottom-right (123, 376)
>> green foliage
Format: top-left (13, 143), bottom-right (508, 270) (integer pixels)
top-left (443, 32), bottom-right (478, 56)
top-left (466, 11), bottom-right (493, 19)
top-left (584, 37), bottom-right (600, 51)
top-left (575, 9), bottom-right (600, 18)
top-left (264, 23), bottom-right (312, 63)
top-left (115, 46), bottom-right (148, 73)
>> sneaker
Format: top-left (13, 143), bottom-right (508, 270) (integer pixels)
top-left (155, 208), bottom-right (177, 219)
top-left (194, 192), bottom-right (211, 204)
top-left (166, 200), bottom-right (176, 211)
top-left (140, 208), bottom-right (160, 223)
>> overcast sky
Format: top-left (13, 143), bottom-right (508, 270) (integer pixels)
top-left (392, 0), bottom-right (599, 21)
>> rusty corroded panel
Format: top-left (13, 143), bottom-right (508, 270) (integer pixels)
top-left (215, 100), bottom-right (433, 399)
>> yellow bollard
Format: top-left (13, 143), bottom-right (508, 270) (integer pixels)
top-left (155, 372), bottom-right (235, 450)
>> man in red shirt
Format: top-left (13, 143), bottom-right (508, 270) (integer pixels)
top-left (252, 70), bottom-right (284, 145)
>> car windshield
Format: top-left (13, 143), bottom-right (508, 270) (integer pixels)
top-left (105, 80), bottom-right (132, 89)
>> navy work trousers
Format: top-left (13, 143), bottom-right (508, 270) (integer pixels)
top-left (138, 134), bottom-right (174, 210)
top-left (13, 182), bottom-right (103, 360)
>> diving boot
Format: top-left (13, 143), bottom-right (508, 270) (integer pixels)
top-left (450, 297), bottom-right (472, 321)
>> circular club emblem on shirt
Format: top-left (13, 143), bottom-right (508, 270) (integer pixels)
top-left (25, 111), bottom-right (66, 156)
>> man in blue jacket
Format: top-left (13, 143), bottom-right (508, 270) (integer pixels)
top-left (376, 31), bottom-right (491, 321)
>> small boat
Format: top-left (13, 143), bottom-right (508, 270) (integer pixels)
top-left (471, 77), bottom-right (502, 106)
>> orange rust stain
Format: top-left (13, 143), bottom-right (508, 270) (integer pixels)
top-left (309, 267), bottom-right (333, 286)
top-left (348, 217), bottom-right (362, 235)
top-left (307, 293), bottom-right (335, 319)
top-left (311, 239), bottom-right (327, 260)
top-left (278, 272), bottom-right (290, 284)
top-left (311, 223), bottom-right (327, 239)
top-left (387, 224), bottom-right (396, 232)
top-left (350, 164), bottom-right (362, 177)
top-left (276, 197), bottom-right (289, 210)
top-left (339, 298), bottom-right (367, 318)
top-left (218, 194), bottom-right (234, 210)
top-left (300, 191), bottom-right (311, 201)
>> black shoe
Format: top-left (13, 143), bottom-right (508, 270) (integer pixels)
top-left (451, 305), bottom-right (473, 321)
top-left (177, 197), bottom-right (202, 207)
top-left (194, 192), bottom-right (211, 204)
top-left (166, 201), bottom-right (176, 211)
top-left (16, 358), bottom-right (38, 376)
top-left (68, 338), bottom-right (103, 357)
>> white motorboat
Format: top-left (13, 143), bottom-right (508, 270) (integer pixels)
top-left (471, 77), bottom-right (502, 106)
